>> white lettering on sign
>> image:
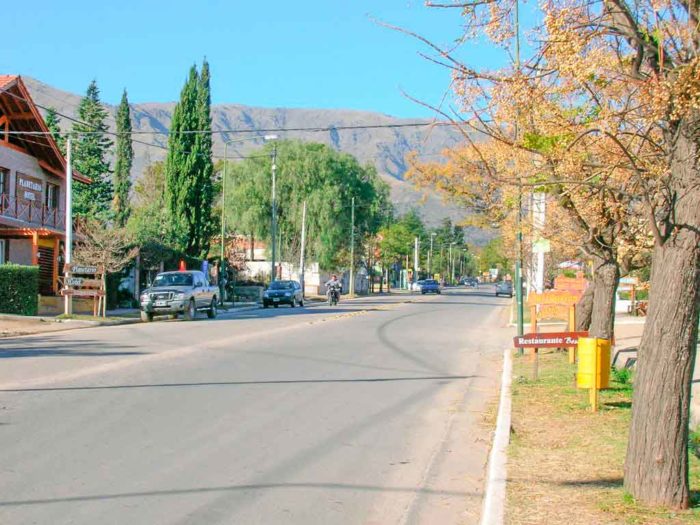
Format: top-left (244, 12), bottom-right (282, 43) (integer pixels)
top-left (65, 277), bottom-right (84, 287)
top-left (18, 178), bottom-right (43, 192)
top-left (69, 265), bottom-right (99, 275)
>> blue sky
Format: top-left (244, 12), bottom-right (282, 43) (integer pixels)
top-left (1, 1), bottom-right (531, 118)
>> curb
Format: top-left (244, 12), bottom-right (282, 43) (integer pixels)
top-left (480, 347), bottom-right (513, 525)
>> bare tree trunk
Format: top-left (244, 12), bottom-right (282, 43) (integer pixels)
top-left (588, 254), bottom-right (619, 340)
top-left (624, 114), bottom-right (700, 509)
top-left (575, 284), bottom-right (594, 331)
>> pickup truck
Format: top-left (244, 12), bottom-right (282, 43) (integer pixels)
top-left (139, 270), bottom-right (218, 322)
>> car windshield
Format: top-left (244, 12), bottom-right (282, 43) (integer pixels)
top-left (269, 281), bottom-right (294, 290)
top-left (153, 273), bottom-right (194, 287)
top-left (425, 280), bottom-right (438, 285)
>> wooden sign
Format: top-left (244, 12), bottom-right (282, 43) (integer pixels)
top-left (528, 290), bottom-right (579, 307)
top-left (16, 173), bottom-right (43, 203)
top-left (64, 277), bottom-right (84, 287)
top-left (64, 264), bottom-right (103, 275)
top-left (60, 288), bottom-right (105, 297)
top-left (514, 331), bottom-right (588, 348)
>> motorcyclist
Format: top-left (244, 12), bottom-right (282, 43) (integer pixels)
top-left (325, 275), bottom-right (342, 304)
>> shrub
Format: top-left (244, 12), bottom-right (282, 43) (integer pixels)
top-left (611, 366), bottom-right (633, 385)
top-left (0, 264), bottom-right (39, 315)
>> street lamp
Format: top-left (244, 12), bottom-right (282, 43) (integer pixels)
top-left (265, 134), bottom-right (279, 281)
top-left (449, 242), bottom-right (456, 285)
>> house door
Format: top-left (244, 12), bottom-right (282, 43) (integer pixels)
top-left (38, 245), bottom-right (55, 295)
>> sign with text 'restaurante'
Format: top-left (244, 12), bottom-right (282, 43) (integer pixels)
top-left (513, 332), bottom-right (588, 348)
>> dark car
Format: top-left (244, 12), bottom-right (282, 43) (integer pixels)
top-left (420, 279), bottom-right (442, 294)
top-left (263, 280), bottom-right (304, 308)
top-left (462, 277), bottom-right (479, 288)
top-left (495, 281), bottom-right (513, 298)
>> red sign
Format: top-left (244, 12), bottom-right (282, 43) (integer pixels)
top-left (513, 331), bottom-right (588, 348)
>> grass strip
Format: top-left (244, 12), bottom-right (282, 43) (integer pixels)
top-left (506, 350), bottom-right (699, 524)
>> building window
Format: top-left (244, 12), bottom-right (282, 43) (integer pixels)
top-left (0, 239), bottom-right (7, 264)
top-left (0, 167), bottom-right (7, 195)
top-left (45, 182), bottom-right (60, 209)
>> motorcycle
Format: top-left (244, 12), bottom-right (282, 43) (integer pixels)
top-left (327, 285), bottom-right (341, 306)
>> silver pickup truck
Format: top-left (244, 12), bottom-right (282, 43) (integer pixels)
top-left (139, 270), bottom-right (218, 322)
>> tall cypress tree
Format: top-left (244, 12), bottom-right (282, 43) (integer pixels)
top-left (192, 59), bottom-right (214, 258)
top-left (113, 89), bottom-right (133, 227)
top-left (45, 107), bottom-right (65, 154)
top-left (164, 66), bottom-right (199, 254)
top-left (72, 80), bottom-right (113, 221)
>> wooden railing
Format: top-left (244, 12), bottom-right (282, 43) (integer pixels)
top-left (0, 193), bottom-right (65, 230)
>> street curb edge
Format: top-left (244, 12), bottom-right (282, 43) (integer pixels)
top-left (480, 347), bottom-right (513, 525)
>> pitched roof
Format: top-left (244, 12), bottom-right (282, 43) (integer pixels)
top-left (0, 75), bottom-right (18, 90)
top-left (0, 75), bottom-right (88, 183)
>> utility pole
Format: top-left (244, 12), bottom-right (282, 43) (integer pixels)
top-left (514, 0), bottom-right (525, 343)
top-left (414, 236), bottom-right (419, 282)
top-left (349, 197), bottom-right (355, 297)
top-left (428, 233), bottom-right (435, 277)
top-left (221, 142), bottom-right (227, 262)
top-left (299, 200), bottom-right (307, 298)
top-left (270, 143), bottom-right (277, 282)
top-left (63, 139), bottom-right (73, 316)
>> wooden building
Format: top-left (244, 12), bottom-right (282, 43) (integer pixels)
top-left (0, 75), bottom-right (88, 295)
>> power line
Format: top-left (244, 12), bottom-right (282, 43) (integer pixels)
top-left (2, 89), bottom-right (454, 164)
top-left (2, 89), bottom-right (268, 161)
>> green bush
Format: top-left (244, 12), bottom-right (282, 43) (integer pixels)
top-left (0, 264), bottom-right (39, 315)
top-left (611, 366), bottom-right (633, 385)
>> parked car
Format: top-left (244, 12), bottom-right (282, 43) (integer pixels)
top-left (495, 281), bottom-right (513, 298)
top-left (140, 270), bottom-right (218, 322)
top-left (420, 279), bottom-right (442, 294)
top-left (410, 279), bottom-right (425, 292)
top-left (263, 280), bottom-right (304, 308)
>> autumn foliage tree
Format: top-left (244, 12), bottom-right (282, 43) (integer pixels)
top-left (404, 0), bottom-right (699, 509)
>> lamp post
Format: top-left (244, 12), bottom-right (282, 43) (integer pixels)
top-left (428, 232), bottom-right (436, 277)
top-left (449, 242), bottom-right (456, 285)
top-left (264, 134), bottom-right (279, 281)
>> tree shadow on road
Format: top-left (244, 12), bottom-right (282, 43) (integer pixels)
top-left (0, 337), bottom-right (146, 359)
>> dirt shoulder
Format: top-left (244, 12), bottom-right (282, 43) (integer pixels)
top-left (506, 350), bottom-right (700, 525)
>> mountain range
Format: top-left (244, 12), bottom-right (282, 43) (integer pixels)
top-left (24, 77), bottom-right (485, 242)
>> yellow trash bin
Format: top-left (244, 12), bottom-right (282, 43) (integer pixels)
top-left (576, 337), bottom-right (611, 389)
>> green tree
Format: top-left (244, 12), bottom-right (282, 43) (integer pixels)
top-left (113, 89), bottom-right (133, 227)
top-left (128, 162), bottom-right (166, 244)
top-left (192, 59), bottom-right (215, 257)
top-left (44, 107), bottom-right (65, 153)
top-left (224, 140), bottom-right (390, 270)
top-left (71, 80), bottom-right (113, 221)
top-left (165, 65), bottom-right (200, 255)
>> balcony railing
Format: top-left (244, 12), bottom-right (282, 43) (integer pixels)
top-left (0, 193), bottom-right (65, 230)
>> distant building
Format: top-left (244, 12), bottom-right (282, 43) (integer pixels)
top-left (0, 75), bottom-right (87, 295)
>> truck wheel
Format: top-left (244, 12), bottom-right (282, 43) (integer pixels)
top-left (141, 311), bottom-right (154, 323)
top-left (184, 300), bottom-right (196, 321)
top-left (207, 299), bottom-right (217, 319)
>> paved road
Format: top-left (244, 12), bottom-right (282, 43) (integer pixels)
top-left (0, 288), bottom-right (512, 525)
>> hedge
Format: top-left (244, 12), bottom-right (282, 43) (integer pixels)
top-left (0, 264), bottom-right (39, 315)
